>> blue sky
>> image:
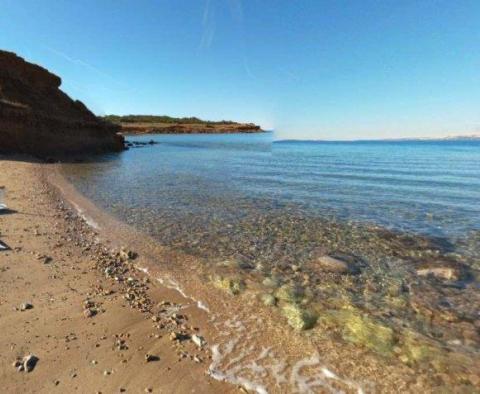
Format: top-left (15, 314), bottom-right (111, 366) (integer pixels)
top-left (1, 0), bottom-right (479, 140)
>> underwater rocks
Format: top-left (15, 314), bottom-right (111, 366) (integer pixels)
top-left (319, 309), bottom-right (395, 356)
top-left (416, 266), bottom-right (459, 281)
top-left (260, 293), bottom-right (277, 306)
top-left (281, 304), bottom-right (318, 330)
top-left (212, 275), bottom-right (246, 295)
top-left (315, 255), bottom-right (350, 273)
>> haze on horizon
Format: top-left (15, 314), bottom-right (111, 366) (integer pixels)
top-left (1, 0), bottom-right (479, 140)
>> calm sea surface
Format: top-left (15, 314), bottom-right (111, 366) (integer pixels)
top-left (62, 133), bottom-right (480, 246)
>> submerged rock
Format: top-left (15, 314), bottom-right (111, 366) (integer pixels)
top-left (321, 309), bottom-right (395, 356)
top-left (281, 304), bottom-right (318, 330)
top-left (275, 284), bottom-right (305, 304)
top-left (316, 256), bottom-right (350, 273)
top-left (262, 276), bottom-right (282, 289)
top-left (212, 275), bottom-right (245, 295)
top-left (260, 293), bottom-right (277, 306)
top-left (416, 267), bottom-right (459, 281)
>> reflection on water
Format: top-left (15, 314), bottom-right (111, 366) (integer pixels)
top-left (61, 133), bottom-right (480, 388)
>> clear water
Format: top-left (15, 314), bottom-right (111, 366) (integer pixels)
top-left (61, 133), bottom-right (480, 389)
top-left (62, 133), bottom-right (480, 244)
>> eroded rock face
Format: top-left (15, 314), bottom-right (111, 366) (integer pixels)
top-left (0, 50), bottom-right (124, 156)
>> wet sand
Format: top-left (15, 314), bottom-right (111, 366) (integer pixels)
top-left (1, 157), bottom-right (479, 393)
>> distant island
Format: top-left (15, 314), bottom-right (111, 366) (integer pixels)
top-left (101, 114), bottom-right (263, 135)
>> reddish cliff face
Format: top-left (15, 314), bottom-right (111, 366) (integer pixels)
top-left (0, 50), bottom-right (124, 156)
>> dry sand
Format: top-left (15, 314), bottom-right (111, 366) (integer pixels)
top-left (0, 158), bottom-right (238, 393)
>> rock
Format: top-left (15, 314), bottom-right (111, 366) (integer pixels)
top-left (262, 276), bottom-right (281, 288)
top-left (416, 267), bottom-right (458, 281)
top-left (23, 354), bottom-right (39, 372)
top-left (83, 308), bottom-right (96, 318)
top-left (281, 304), bottom-right (318, 330)
top-left (191, 334), bottom-right (206, 348)
top-left (212, 275), bottom-right (245, 295)
top-left (0, 50), bottom-right (124, 156)
top-left (260, 294), bottom-right (277, 306)
top-left (169, 332), bottom-right (180, 341)
top-left (20, 302), bottom-right (33, 311)
top-left (119, 248), bottom-right (136, 262)
top-left (145, 354), bottom-right (160, 363)
top-left (275, 284), bottom-right (305, 304)
top-left (320, 310), bottom-right (395, 356)
top-left (104, 266), bottom-right (115, 277)
top-left (12, 360), bottom-right (23, 372)
top-left (316, 256), bottom-right (349, 273)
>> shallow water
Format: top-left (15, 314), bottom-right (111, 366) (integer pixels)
top-left (61, 133), bottom-right (480, 389)
top-left (62, 133), bottom-right (480, 242)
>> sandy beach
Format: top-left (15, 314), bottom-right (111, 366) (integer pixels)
top-left (0, 158), bottom-right (237, 393)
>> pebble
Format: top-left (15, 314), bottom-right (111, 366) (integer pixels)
top-left (145, 354), bottom-right (160, 363)
top-left (20, 302), bottom-right (33, 311)
top-left (83, 308), bottom-right (96, 318)
top-left (191, 334), bottom-right (206, 348)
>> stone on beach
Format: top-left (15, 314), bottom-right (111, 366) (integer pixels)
top-left (191, 334), bottom-right (206, 348)
top-left (20, 302), bottom-right (33, 311)
top-left (144, 354), bottom-right (160, 363)
top-left (14, 354), bottom-right (39, 373)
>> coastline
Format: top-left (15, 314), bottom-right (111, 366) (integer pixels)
top-left (116, 123), bottom-right (263, 135)
top-left (2, 157), bottom-right (479, 393)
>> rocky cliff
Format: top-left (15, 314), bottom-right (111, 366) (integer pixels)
top-left (0, 50), bottom-right (124, 157)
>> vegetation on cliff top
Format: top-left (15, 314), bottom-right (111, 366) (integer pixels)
top-left (102, 114), bottom-right (242, 125)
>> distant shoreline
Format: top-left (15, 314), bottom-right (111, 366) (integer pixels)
top-left (101, 114), bottom-right (264, 135)
top-left (275, 135), bottom-right (480, 143)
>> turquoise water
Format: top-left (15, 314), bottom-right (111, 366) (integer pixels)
top-left (62, 133), bottom-right (480, 245)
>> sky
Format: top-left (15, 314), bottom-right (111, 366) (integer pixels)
top-left (1, 0), bottom-right (479, 140)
